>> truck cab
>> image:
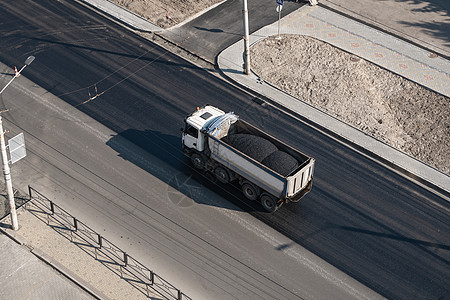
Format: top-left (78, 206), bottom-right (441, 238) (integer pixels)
top-left (182, 106), bottom-right (225, 152)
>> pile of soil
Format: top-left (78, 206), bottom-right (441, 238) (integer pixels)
top-left (111, 0), bottom-right (224, 28)
top-left (250, 35), bottom-right (450, 175)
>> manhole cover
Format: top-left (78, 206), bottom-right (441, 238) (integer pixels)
top-left (167, 173), bottom-right (203, 207)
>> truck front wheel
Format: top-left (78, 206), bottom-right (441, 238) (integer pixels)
top-left (260, 193), bottom-right (279, 213)
top-left (190, 153), bottom-right (204, 170)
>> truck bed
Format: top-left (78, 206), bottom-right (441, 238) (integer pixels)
top-left (207, 119), bottom-right (314, 199)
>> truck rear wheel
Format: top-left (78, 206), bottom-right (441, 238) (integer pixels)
top-left (190, 153), bottom-right (204, 170)
top-left (242, 182), bottom-right (259, 201)
top-left (214, 167), bottom-right (230, 183)
top-left (260, 193), bottom-right (279, 213)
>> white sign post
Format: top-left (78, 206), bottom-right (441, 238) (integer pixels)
top-left (0, 56), bottom-right (34, 230)
top-left (276, 0), bottom-right (283, 39)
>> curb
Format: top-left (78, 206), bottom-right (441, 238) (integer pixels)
top-left (78, 0), bottom-right (161, 32)
top-left (216, 63), bottom-right (450, 199)
top-left (0, 225), bottom-right (110, 300)
top-left (217, 37), bottom-right (450, 197)
top-left (31, 248), bottom-right (111, 300)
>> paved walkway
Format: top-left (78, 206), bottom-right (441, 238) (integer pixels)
top-left (0, 192), bottom-right (101, 300)
top-left (0, 230), bottom-right (95, 300)
top-left (217, 5), bottom-right (450, 194)
top-left (319, 0), bottom-right (450, 58)
top-left (280, 7), bottom-right (449, 96)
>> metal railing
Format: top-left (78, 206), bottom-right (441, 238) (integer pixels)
top-left (27, 186), bottom-right (192, 300)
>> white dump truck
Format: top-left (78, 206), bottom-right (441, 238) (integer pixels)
top-left (182, 105), bottom-right (315, 212)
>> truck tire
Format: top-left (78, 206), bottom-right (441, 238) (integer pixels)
top-left (190, 153), bottom-right (204, 170)
top-left (260, 193), bottom-right (279, 213)
top-left (214, 167), bottom-right (230, 184)
top-left (242, 182), bottom-right (259, 201)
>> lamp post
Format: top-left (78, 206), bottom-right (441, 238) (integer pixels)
top-left (242, 0), bottom-right (250, 75)
top-left (0, 56), bottom-right (35, 230)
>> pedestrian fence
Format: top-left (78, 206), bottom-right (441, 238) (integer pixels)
top-left (27, 186), bottom-right (192, 300)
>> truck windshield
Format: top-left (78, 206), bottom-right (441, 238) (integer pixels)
top-left (185, 123), bottom-right (198, 138)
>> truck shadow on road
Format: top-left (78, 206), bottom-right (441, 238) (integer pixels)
top-left (106, 128), bottom-right (266, 213)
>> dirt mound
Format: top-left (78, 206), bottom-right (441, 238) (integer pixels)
top-left (251, 35), bottom-right (450, 174)
top-left (111, 0), bottom-right (224, 28)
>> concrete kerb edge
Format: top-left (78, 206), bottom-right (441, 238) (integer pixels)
top-left (77, 0), bottom-right (217, 68)
top-left (265, 81), bottom-right (450, 196)
top-left (77, 0), bottom-right (162, 33)
top-left (155, 31), bottom-right (215, 66)
top-left (31, 247), bottom-right (111, 300)
top-left (0, 223), bottom-right (28, 245)
top-left (168, 0), bottom-right (228, 30)
top-left (216, 45), bottom-right (450, 197)
top-left (0, 209), bottom-right (110, 300)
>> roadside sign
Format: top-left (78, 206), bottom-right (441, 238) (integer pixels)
top-left (276, 4), bottom-right (283, 12)
top-left (276, 0), bottom-right (283, 5)
top-left (8, 132), bottom-right (26, 164)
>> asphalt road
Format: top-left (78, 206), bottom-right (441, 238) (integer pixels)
top-left (1, 0), bottom-right (449, 299)
top-left (162, 0), bottom-right (305, 63)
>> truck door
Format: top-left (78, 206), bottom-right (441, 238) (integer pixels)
top-left (183, 123), bottom-right (199, 150)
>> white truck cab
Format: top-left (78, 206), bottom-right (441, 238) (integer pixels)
top-left (182, 106), bottom-right (225, 152)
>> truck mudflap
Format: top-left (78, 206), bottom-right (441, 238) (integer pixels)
top-left (287, 179), bottom-right (313, 203)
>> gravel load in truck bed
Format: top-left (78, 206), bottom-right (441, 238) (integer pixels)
top-left (222, 133), bottom-right (298, 176)
top-left (261, 150), bottom-right (299, 176)
top-left (222, 134), bottom-right (278, 162)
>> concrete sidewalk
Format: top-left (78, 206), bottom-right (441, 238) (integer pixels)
top-left (217, 5), bottom-right (450, 195)
top-left (0, 230), bottom-right (95, 300)
top-left (0, 196), bottom-right (101, 300)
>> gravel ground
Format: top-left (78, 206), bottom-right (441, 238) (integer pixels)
top-left (110, 0), bottom-right (224, 28)
top-left (250, 35), bottom-right (449, 174)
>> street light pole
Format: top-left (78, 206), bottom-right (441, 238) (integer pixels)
top-left (242, 0), bottom-right (250, 75)
top-left (0, 116), bottom-right (17, 230)
top-left (0, 56), bottom-right (34, 230)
